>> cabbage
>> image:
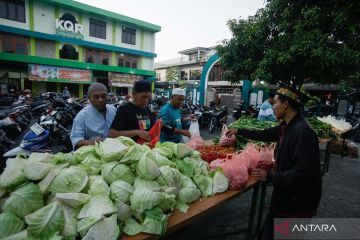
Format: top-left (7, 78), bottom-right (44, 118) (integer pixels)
top-left (136, 152), bottom-right (161, 180)
top-left (133, 177), bottom-right (161, 191)
top-left (2, 183), bottom-right (43, 218)
top-left (87, 176), bottom-right (110, 196)
top-left (142, 207), bottom-right (167, 235)
top-left (153, 152), bottom-right (174, 167)
top-left (117, 136), bottom-right (136, 146)
top-left (0, 187), bottom-right (6, 198)
top-left (24, 161), bottom-right (54, 181)
top-left (192, 174), bottom-right (213, 197)
top-left (95, 138), bottom-right (129, 162)
top-left (25, 201), bottom-right (64, 238)
top-left (54, 193), bottom-right (90, 208)
top-left (175, 143), bottom-right (193, 159)
top-left (0, 230), bottom-right (28, 240)
top-left (178, 175), bottom-right (201, 203)
top-left (110, 180), bottom-right (134, 203)
top-left (61, 205), bottom-right (77, 237)
top-left (0, 158), bottom-right (27, 188)
top-left (82, 214), bottom-right (119, 240)
top-left (175, 201), bottom-right (189, 213)
top-left (38, 164), bottom-right (69, 195)
top-left (123, 218), bottom-right (143, 236)
top-left (80, 153), bottom-right (103, 175)
top-left (49, 166), bottom-right (88, 193)
top-left (0, 212), bottom-right (26, 238)
top-left (78, 196), bottom-right (116, 219)
top-left (211, 170), bottom-right (229, 194)
top-left (77, 216), bottom-right (104, 237)
top-left (154, 142), bottom-right (176, 159)
top-left (52, 152), bottom-right (78, 165)
top-left (184, 156), bottom-right (209, 175)
top-left (101, 162), bottom-right (134, 185)
top-left (28, 152), bottom-right (53, 163)
top-left (73, 145), bottom-right (97, 160)
top-left (120, 145), bottom-right (145, 164)
top-left (156, 166), bottom-right (182, 195)
top-left (174, 159), bottom-right (195, 178)
top-left (115, 201), bottom-right (132, 221)
top-left (158, 193), bottom-right (176, 212)
top-left (130, 188), bottom-right (164, 213)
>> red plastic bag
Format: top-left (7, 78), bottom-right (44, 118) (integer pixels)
top-left (219, 125), bottom-right (236, 147)
top-left (257, 145), bottom-right (275, 171)
top-left (137, 119), bottom-right (162, 148)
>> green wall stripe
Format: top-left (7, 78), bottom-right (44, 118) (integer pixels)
top-left (78, 13), bottom-right (83, 24)
top-left (112, 52), bottom-right (116, 66)
top-left (0, 25), bottom-right (156, 58)
top-left (140, 30), bottom-right (145, 51)
top-left (55, 6), bottom-right (59, 19)
top-left (29, 0), bottom-right (34, 31)
top-left (78, 46), bottom-right (83, 62)
top-left (0, 52), bottom-right (156, 77)
top-left (30, 38), bottom-right (36, 56)
top-left (112, 22), bottom-right (116, 45)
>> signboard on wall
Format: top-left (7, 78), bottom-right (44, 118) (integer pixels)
top-left (108, 72), bottom-right (143, 87)
top-left (28, 64), bottom-right (92, 83)
top-left (55, 13), bottom-right (84, 39)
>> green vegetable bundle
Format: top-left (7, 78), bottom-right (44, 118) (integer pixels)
top-left (0, 138), bottom-right (229, 239)
top-left (307, 117), bottom-right (335, 139)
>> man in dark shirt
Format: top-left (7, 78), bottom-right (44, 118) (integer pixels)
top-left (109, 80), bottom-right (155, 141)
top-left (227, 86), bottom-right (322, 240)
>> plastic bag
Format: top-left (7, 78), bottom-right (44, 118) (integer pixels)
top-left (257, 145), bottom-right (275, 171)
top-left (219, 125), bottom-right (236, 147)
top-left (137, 119), bottom-right (162, 148)
top-left (220, 154), bottom-right (249, 190)
top-left (186, 121), bottom-right (205, 149)
top-left (242, 143), bottom-right (260, 170)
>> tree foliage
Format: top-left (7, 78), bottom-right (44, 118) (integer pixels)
top-left (216, 0), bottom-right (360, 89)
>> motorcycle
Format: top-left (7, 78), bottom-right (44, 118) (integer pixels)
top-left (0, 130), bottom-right (16, 173)
top-left (209, 105), bottom-right (228, 133)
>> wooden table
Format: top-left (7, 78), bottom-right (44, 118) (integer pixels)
top-left (121, 178), bottom-right (266, 240)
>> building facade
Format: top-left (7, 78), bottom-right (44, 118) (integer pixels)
top-left (0, 0), bottom-right (160, 97)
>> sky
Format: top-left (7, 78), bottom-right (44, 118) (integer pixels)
top-left (77, 0), bottom-right (265, 62)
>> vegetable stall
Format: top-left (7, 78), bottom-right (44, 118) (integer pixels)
top-left (0, 136), bottom-right (265, 240)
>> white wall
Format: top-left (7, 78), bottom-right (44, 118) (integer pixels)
top-left (156, 69), bottom-right (167, 82)
top-left (0, 0), bottom-right (30, 30)
top-left (142, 57), bottom-right (154, 71)
top-left (33, 1), bottom-right (55, 34)
top-left (143, 31), bottom-right (155, 53)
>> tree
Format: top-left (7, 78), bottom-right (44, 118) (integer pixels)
top-left (166, 67), bottom-right (180, 82)
top-left (217, 0), bottom-right (360, 89)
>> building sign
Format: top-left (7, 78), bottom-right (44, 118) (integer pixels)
top-left (55, 13), bottom-right (84, 39)
top-left (108, 72), bottom-right (143, 87)
top-left (29, 64), bottom-right (92, 83)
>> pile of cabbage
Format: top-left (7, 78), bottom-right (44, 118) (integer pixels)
top-left (0, 137), bottom-right (229, 240)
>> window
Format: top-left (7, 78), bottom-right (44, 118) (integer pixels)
top-left (0, 0), bottom-right (25, 23)
top-left (121, 27), bottom-right (136, 45)
top-left (85, 48), bottom-right (109, 65)
top-left (118, 54), bottom-right (139, 69)
top-left (60, 44), bottom-right (78, 60)
top-left (90, 18), bottom-right (106, 39)
top-left (1, 34), bottom-right (28, 54)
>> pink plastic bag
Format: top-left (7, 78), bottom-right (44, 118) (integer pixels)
top-left (257, 145), bottom-right (275, 171)
top-left (218, 153), bottom-right (249, 189)
top-left (242, 144), bottom-right (260, 170)
top-left (219, 125), bottom-right (236, 147)
top-left (187, 135), bottom-right (205, 150)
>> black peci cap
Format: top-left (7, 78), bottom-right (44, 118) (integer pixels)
top-left (133, 80), bottom-right (151, 93)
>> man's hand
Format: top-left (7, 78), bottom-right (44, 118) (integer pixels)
top-left (250, 168), bottom-right (267, 182)
top-left (137, 130), bottom-right (151, 141)
top-left (226, 129), bottom-right (238, 138)
top-left (181, 130), bottom-right (191, 138)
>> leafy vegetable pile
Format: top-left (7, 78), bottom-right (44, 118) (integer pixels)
top-left (0, 137), bottom-right (229, 240)
top-left (229, 116), bottom-right (278, 149)
top-left (307, 117), bottom-right (335, 139)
